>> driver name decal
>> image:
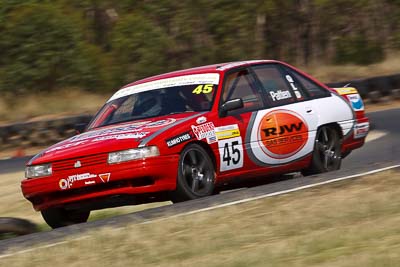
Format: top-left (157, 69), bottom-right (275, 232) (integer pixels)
top-left (269, 90), bottom-right (292, 101)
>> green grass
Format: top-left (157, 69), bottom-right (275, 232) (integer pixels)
top-left (1, 170), bottom-right (399, 266)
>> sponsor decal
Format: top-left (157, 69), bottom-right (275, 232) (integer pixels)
top-left (258, 111), bottom-right (308, 158)
top-left (109, 73), bottom-right (220, 102)
top-left (46, 118), bottom-right (176, 154)
top-left (196, 116), bottom-right (207, 124)
top-left (166, 131), bottom-right (193, 147)
top-left (99, 173), bottom-right (111, 183)
top-left (214, 124), bottom-right (241, 140)
top-left (46, 141), bottom-right (87, 154)
top-left (93, 132), bottom-right (149, 142)
top-left (191, 122), bottom-right (217, 144)
top-left (335, 87), bottom-right (358, 95)
top-left (269, 90), bottom-right (292, 101)
top-left (145, 118), bottom-right (176, 128)
top-left (70, 119), bottom-right (175, 142)
top-left (347, 94), bottom-right (364, 111)
top-left (246, 110), bottom-right (312, 166)
top-left (59, 173), bottom-right (97, 190)
top-left (354, 122), bottom-right (369, 139)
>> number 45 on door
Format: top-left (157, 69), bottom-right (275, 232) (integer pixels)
top-left (218, 137), bottom-right (244, 172)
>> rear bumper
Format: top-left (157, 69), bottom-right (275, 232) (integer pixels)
top-left (21, 155), bottom-right (179, 211)
top-left (342, 117), bottom-right (369, 153)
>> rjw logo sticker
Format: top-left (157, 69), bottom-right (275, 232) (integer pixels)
top-left (258, 111), bottom-right (308, 159)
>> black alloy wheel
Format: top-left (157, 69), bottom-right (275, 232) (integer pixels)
top-left (302, 126), bottom-right (342, 176)
top-left (171, 144), bottom-right (215, 202)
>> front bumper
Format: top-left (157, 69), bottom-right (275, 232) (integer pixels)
top-left (21, 155), bottom-right (179, 211)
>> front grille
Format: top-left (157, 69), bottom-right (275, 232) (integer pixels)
top-left (52, 153), bottom-right (107, 172)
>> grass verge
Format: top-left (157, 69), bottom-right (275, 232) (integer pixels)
top-left (0, 171), bottom-right (169, 232)
top-left (1, 169), bottom-right (399, 266)
top-left (303, 52), bottom-right (400, 82)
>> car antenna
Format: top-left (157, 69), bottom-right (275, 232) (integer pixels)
top-left (344, 83), bottom-right (351, 87)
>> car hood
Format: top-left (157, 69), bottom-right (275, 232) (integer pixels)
top-left (29, 113), bottom-right (201, 165)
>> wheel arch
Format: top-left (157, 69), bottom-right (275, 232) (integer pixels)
top-left (181, 141), bottom-right (217, 171)
top-left (316, 122), bottom-right (343, 140)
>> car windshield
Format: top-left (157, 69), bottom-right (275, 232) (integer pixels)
top-left (88, 82), bottom-right (218, 129)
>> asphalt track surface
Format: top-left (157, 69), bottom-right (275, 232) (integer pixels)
top-left (0, 108), bottom-right (399, 256)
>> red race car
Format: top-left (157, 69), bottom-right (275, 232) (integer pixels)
top-left (21, 60), bottom-right (369, 228)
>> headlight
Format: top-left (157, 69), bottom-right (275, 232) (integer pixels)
top-left (108, 146), bottom-right (160, 164)
top-left (25, 164), bottom-right (52, 179)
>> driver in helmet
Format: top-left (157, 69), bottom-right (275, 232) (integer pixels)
top-left (132, 91), bottom-right (163, 117)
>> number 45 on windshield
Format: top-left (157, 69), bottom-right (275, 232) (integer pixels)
top-left (192, 84), bottom-right (213, 94)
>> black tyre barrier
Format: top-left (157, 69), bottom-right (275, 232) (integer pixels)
top-left (368, 91), bottom-right (383, 103)
top-left (326, 73), bottom-right (400, 100)
top-left (367, 76), bottom-right (391, 96)
top-left (392, 89), bottom-right (400, 100)
top-left (348, 79), bottom-right (368, 97)
top-left (0, 217), bottom-right (38, 236)
top-left (388, 74), bottom-right (400, 89)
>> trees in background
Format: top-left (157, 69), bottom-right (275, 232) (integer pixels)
top-left (0, 0), bottom-right (399, 94)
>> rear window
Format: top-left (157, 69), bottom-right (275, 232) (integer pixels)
top-left (286, 68), bottom-right (331, 99)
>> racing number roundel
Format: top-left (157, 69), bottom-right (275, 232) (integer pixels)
top-left (257, 111), bottom-right (308, 159)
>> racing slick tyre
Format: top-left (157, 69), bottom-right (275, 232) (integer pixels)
top-left (41, 208), bottom-right (90, 229)
top-left (171, 144), bottom-right (216, 203)
top-left (302, 126), bottom-right (342, 176)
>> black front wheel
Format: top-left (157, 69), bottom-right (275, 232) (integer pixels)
top-left (171, 144), bottom-right (215, 203)
top-left (41, 208), bottom-right (90, 229)
top-left (302, 126), bottom-right (342, 176)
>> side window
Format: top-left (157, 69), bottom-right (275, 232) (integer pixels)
top-left (251, 65), bottom-right (300, 107)
top-left (288, 68), bottom-right (331, 99)
top-left (222, 69), bottom-right (263, 114)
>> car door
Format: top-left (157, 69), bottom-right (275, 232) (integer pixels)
top-left (216, 68), bottom-right (266, 173)
top-left (245, 64), bottom-right (319, 166)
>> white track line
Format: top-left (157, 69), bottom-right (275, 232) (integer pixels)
top-left (1, 164), bottom-right (399, 259)
top-left (140, 164), bottom-right (400, 224)
top-left (365, 130), bottom-right (388, 143)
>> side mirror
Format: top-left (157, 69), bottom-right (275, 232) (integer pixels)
top-left (219, 98), bottom-right (243, 117)
top-left (75, 123), bottom-right (88, 134)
